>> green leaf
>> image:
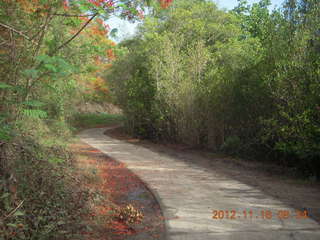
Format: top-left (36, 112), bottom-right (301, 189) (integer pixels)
top-left (48, 157), bottom-right (64, 164)
top-left (13, 211), bottom-right (25, 217)
top-left (110, 28), bottom-right (118, 38)
top-left (57, 220), bottom-right (65, 226)
top-left (0, 193), bottom-right (10, 199)
top-left (22, 109), bottom-right (47, 119)
top-left (22, 100), bottom-right (45, 108)
top-left (23, 69), bottom-right (39, 79)
top-left (129, 8), bottom-right (138, 15)
top-left (36, 54), bottom-right (51, 63)
top-left (44, 64), bottom-right (57, 72)
top-left (7, 223), bottom-right (18, 228)
top-left (0, 82), bottom-right (13, 89)
top-left (0, 125), bottom-right (11, 141)
top-left (118, 3), bottom-right (127, 9)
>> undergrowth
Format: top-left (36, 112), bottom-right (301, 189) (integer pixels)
top-left (70, 113), bottom-right (124, 131)
top-left (0, 117), bottom-right (90, 240)
top-left (0, 112), bottom-right (125, 239)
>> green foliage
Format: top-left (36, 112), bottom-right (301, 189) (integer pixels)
top-left (107, 0), bottom-right (320, 177)
top-left (22, 100), bottom-right (45, 108)
top-left (0, 125), bottom-right (12, 142)
top-left (110, 28), bottom-right (119, 38)
top-left (221, 136), bottom-right (242, 154)
top-left (22, 109), bottom-right (48, 119)
top-left (71, 113), bottom-right (125, 131)
top-left (0, 0), bottom-right (154, 239)
top-left (0, 83), bottom-right (13, 89)
top-left (0, 115), bottom-right (12, 142)
top-left (0, 134), bottom-right (89, 239)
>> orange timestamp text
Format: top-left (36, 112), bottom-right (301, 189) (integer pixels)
top-left (212, 209), bottom-right (309, 220)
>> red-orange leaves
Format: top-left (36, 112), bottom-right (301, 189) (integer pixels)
top-left (16, 0), bottom-right (47, 13)
top-left (159, 0), bottom-right (173, 9)
top-left (88, 0), bottom-right (114, 8)
top-left (107, 49), bottom-right (115, 60)
top-left (63, 0), bottom-right (69, 10)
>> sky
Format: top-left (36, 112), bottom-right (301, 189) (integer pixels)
top-left (106, 0), bottom-right (285, 42)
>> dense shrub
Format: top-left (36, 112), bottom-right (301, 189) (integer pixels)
top-left (0, 118), bottom-right (89, 239)
top-left (107, 0), bottom-right (320, 177)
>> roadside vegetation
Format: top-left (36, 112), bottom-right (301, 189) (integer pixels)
top-left (107, 0), bottom-right (320, 178)
top-left (71, 113), bottom-right (124, 131)
top-left (0, 0), bottom-right (159, 239)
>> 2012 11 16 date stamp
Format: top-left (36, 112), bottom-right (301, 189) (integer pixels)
top-left (212, 209), bottom-right (309, 220)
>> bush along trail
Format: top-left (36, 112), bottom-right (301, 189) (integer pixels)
top-left (1, 110), bottom-right (166, 240)
top-left (107, 0), bottom-right (320, 179)
top-left (0, 0), bottom-right (171, 239)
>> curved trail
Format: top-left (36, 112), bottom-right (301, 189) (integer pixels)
top-left (79, 127), bottom-right (320, 240)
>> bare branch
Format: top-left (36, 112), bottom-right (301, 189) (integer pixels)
top-left (0, 22), bottom-right (30, 40)
top-left (30, 22), bottom-right (48, 41)
top-left (50, 13), bottom-right (98, 56)
top-left (53, 13), bottom-right (96, 17)
top-left (33, 10), bottom-right (53, 57)
top-left (0, 41), bottom-right (9, 46)
top-left (3, 200), bottom-right (24, 220)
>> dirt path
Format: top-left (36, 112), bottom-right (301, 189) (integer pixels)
top-left (79, 127), bottom-right (320, 240)
top-left (72, 141), bottom-right (165, 240)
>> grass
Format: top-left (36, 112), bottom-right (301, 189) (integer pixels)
top-left (71, 113), bottom-right (125, 131)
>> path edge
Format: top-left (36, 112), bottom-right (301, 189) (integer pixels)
top-left (78, 127), bottom-right (169, 240)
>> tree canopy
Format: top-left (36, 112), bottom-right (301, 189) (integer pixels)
top-left (107, 0), bottom-right (320, 177)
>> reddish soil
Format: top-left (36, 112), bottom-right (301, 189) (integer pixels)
top-left (71, 141), bottom-right (165, 240)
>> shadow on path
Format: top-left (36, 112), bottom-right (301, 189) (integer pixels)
top-left (79, 127), bottom-right (320, 240)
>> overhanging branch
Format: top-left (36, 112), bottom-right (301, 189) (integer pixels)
top-left (0, 22), bottom-right (30, 40)
top-left (53, 13), bottom-right (96, 17)
top-left (50, 13), bottom-right (98, 56)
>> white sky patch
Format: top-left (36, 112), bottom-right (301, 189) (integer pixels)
top-left (105, 16), bottom-right (141, 43)
top-left (215, 0), bottom-right (284, 10)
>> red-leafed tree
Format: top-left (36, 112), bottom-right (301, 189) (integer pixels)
top-left (159, 0), bottom-right (173, 8)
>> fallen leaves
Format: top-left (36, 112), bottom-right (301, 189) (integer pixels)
top-left (72, 140), bottom-right (166, 239)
